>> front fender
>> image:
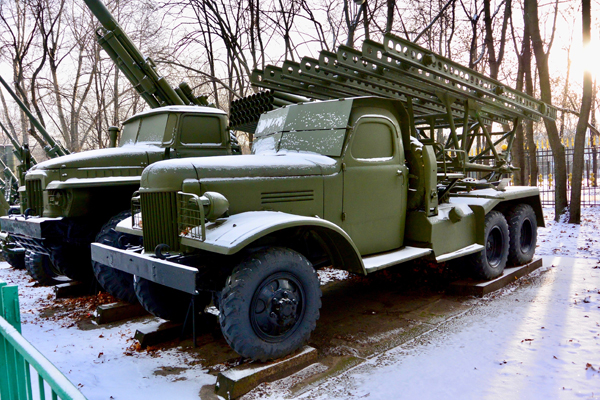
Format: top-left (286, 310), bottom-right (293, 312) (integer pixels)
top-left (117, 211), bottom-right (366, 275)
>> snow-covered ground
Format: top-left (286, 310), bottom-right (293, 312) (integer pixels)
top-left (288, 256), bottom-right (600, 400)
top-left (0, 206), bottom-right (599, 400)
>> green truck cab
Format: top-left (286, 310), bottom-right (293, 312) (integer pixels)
top-left (91, 97), bottom-right (547, 361)
top-left (1, 105), bottom-right (238, 290)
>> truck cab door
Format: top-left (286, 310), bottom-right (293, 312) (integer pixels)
top-left (342, 115), bottom-right (407, 256)
top-left (173, 114), bottom-right (229, 158)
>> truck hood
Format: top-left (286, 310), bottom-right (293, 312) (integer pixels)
top-left (140, 152), bottom-right (338, 192)
top-left (30, 144), bottom-right (163, 171)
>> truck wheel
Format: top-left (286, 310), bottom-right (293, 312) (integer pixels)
top-left (219, 247), bottom-right (321, 362)
top-left (134, 276), bottom-right (211, 322)
top-left (50, 244), bottom-right (95, 284)
top-left (25, 251), bottom-right (60, 286)
top-left (2, 246), bottom-right (25, 270)
top-left (506, 204), bottom-right (537, 266)
top-left (468, 211), bottom-right (509, 280)
top-left (92, 211), bottom-right (141, 304)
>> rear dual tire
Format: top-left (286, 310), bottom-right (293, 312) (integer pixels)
top-left (468, 211), bottom-right (509, 280)
top-left (506, 204), bottom-right (537, 266)
top-left (468, 204), bottom-right (538, 280)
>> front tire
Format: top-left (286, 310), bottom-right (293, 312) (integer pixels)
top-left (25, 251), bottom-right (60, 286)
top-left (467, 211), bottom-right (510, 280)
top-left (506, 204), bottom-right (537, 266)
top-left (50, 244), bottom-right (95, 284)
top-left (92, 210), bottom-right (141, 303)
top-left (219, 247), bottom-right (321, 361)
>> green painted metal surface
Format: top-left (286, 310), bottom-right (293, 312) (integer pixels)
top-left (0, 280), bottom-right (87, 400)
top-left (114, 96), bottom-right (547, 264)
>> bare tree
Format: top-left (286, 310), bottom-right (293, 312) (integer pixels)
top-left (483, 0), bottom-right (511, 79)
top-left (0, 0), bottom-right (40, 146)
top-left (524, 0), bottom-right (567, 220)
top-left (569, 0), bottom-right (593, 224)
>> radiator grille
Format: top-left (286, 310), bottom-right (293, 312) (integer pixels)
top-left (25, 179), bottom-right (43, 216)
top-left (140, 192), bottom-right (180, 252)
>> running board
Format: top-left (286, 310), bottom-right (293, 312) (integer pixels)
top-left (435, 243), bottom-right (484, 263)
top-left (363, 247), bottom-right (433, 274)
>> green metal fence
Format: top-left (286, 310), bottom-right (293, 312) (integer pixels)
top-left (0, 281), bottom-right (87, 400)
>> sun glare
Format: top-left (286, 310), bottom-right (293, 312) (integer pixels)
top-left (569, 40), bottom-right (600, 78)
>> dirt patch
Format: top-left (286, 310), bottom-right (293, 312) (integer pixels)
top-left (153, 366), bottom-right (187, 377)
top-left (34, 291), bottom-right (119, 327)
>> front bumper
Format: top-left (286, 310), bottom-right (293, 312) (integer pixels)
top-left (0, 215), bottom-right (63, 240)
top-left (91, 243), bottom-right (198, 294)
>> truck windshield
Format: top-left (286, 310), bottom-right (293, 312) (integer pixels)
top-left (119, 119), bottom-right (140, 146)
top-left (136, 114), bottom-right (169, 144)
top-left (119, 113), bottom-right (169, 146)
top-left (252, 129), bottom-right (346, 157)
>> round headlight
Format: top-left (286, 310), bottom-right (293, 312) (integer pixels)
top-left (202, 191), bottom-right (229, 221)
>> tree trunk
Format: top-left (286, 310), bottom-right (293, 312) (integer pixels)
top-left (592, 80), bottom-right (598, 188)
top-left (568, 0), bottom-right (593, 224)
top-left (523, 30), bottom-right (537, 186)
top-left (524, 0), bottom-right (567, 220)
top-left (483, 0), bottom-right (511, 79)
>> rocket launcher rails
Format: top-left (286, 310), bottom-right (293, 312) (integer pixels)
top-left (84, 0), bottom-right (209, 109)
top-left (0, 75), bottom-right (69, 159)
top-left (244, 33), bottom-right (557, 184)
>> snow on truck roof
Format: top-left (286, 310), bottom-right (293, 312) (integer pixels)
top-left (123, 105), bottom-right (226, 124)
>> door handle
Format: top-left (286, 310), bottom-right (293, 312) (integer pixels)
top-left (397, 170), bottom-right (404, 176)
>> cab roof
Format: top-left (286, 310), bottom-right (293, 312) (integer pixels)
top-left (123, 105), bottom-right (227, 124)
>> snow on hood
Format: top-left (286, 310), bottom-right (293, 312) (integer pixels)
top-left (140, 152), bottom-right (338, 191)
top-left (30, 144), bottom-right (162, 170)
top-left (194, 152), bottom-right (337, 178)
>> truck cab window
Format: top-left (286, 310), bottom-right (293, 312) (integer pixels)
top-left (180, 115), bottom-right (222, 145)
top-left (136, 114), bottom-right (169, 144)
top-left (351, 121), bottom-right (394, 160)
top-left (119, 119), bottom-right (140, 146)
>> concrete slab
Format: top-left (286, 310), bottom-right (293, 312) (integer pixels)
top-left (448, 258), bottom-right (543, 297)
top-left (134, 321), bottom-right (183, 348)
top-left (215, 346), bottom-right (318, 399)
top-left (93, 301), bottom-right (148, 325)
top-left (54, 281), bottom-right (97, 298)
top-left (134, 313), bottom-right (218, 348)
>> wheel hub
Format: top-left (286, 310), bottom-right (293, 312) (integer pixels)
top-left (486, 226), bottom-right (503, 268)
top-left (272, 294), bottom-right (298, 320)
top-left (251, 274), bottom-right (305, 341)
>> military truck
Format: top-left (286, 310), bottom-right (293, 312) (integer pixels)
top-left (0, 0), bottom-right (242, 298)
top-left (91, 34), bottom-right (556, 361)
top-left (0, 106), bottom-right (237, 294)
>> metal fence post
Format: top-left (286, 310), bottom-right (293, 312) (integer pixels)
top-left (1, 283), bottom-right (27, 399)
top-left (0, 281), bottom-right (9, 400)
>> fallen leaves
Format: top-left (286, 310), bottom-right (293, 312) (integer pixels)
top-left (585, 363), bottom-right (596, 371)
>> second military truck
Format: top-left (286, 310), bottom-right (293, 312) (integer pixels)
top-left (1, 105), bottom-right (238, 302)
